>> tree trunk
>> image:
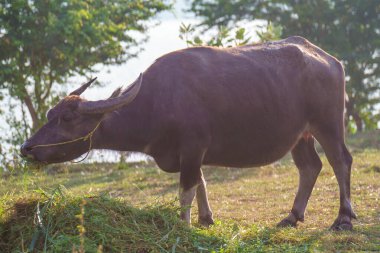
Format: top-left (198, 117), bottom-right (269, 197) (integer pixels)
top-left (352, 112), bottom-right (363, 132)
top-left (22, 90), bottom-right (40, 132)
top-left (346, 98), bottom-right (363, 132)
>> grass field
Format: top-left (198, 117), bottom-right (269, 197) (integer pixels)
top-left (0, 132), bottom-right (379, 252)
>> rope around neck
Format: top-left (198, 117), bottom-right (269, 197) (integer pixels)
top-left (31, 121), bottom-right (103, 163)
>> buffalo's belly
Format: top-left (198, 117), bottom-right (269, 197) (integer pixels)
top-left (203, 150), bottom-right (289, 168)
top-left (203, 126), bottom-right (303, 168)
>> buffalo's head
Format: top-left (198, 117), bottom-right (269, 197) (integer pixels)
top-left (20, 74), bottom-right (142, 164)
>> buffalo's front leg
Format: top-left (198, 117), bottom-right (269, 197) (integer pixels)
top-left (196, 170), bottom-right (214, 226)
top-left (278, 136), bottom-right (322, 228)
top-left (180, 169), bottom-right (214, 226)
top-left (179, 185), bottom-right (197, 223)
top-left (179, 145), bottom-right (207, 224)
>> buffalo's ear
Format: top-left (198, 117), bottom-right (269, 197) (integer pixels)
top-left (69, 77), bottom-right (97, 96)
top-left (109, 87), bottom-right (122, 99)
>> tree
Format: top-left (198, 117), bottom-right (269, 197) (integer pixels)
top-left (0, 0), bottom-right (170, 143)
top-left (179, 23), bottom-right (251, 47)
top-left (178, 21), bottom-right (281, 47)
top-left (190, 0), bottom-right (380, 132)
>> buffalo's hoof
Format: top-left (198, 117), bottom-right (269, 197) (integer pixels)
top-left (277, 213), bottom-right (298, 228)
top-left (330, 214), bottom-right (354, 231)
top-left (277, 218), bottom-right (297, 228)
top-left (330, 222), bottom-right (353, 231)
top-left (330, 219), bottom-right (353, 231)
top-left (198, 214), bottom-right (214, 227)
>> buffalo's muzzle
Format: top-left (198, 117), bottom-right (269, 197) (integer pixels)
top-left (20, 142), bottom-right (34, 158)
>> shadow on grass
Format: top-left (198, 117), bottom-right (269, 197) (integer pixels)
top-left (124, 165), bottom-right (279, 198)
top-left (358, 210), bottom-right (380, 245)
top-left (61, 172), bottom-right (125, 190)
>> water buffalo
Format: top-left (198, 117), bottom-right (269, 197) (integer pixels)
top-left (21, 36), bottom-right (356, 230)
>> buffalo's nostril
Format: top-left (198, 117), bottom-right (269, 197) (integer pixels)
top-left (20, 143), bottom-right (33, 157)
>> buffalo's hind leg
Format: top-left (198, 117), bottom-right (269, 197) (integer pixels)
top-left (277, 136), bottom-right (322, 228)
top-left (314, 131), bottom-right (356, 230)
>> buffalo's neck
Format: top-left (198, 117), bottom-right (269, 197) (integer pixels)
top-left (92, 98), bottom-right (153, 152)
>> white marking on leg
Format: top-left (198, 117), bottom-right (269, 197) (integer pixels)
top-left (179, 185), bottom-right (197, 224)
top-left (197, 176), bottom-right (213, 222)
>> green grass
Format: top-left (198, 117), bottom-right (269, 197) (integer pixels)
top-left (0, 137), bottom-right (379, 252)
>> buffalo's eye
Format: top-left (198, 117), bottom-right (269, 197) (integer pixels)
top-left (62, 111), bottom-right (76, 121)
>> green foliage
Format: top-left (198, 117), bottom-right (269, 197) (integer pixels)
top-left (256, 22), bottom-right (283, 43)
top-left (0, 0), bottom-right (170, 141)
top-left (117, 161), bottom-right (130, 170)
top-left (179, 22), bottom-right (281, 48)
top-left (189, 0), bottom-right (380, 132)
top-left (179, 23), bottom-right (251, 47)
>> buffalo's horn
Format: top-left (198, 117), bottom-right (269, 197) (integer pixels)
top-left (78, 73), bottom-right (143, 114)
top-left (69, 77), bottom-right (97, 96)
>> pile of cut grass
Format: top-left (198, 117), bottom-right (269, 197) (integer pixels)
top-left (0, 187), bottom-right (215, 252)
